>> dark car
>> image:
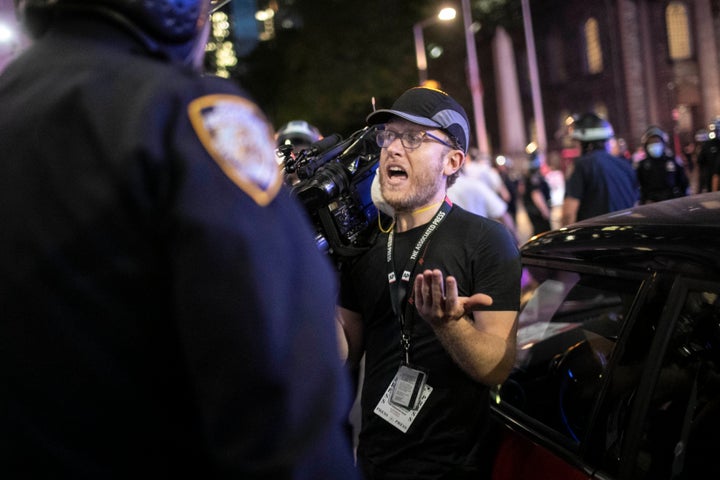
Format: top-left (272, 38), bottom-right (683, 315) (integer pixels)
top-left (491, 192), bottom-right (720, 480)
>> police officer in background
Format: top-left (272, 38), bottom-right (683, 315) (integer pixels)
top-left (0, 1), bottom-right (360, 478)
top-left (698, 117), bottom-right (720, 192)
top-left (521, 152), bottom-right (552, 236)
top-left (275, 120), bottom-right (323, 186)
top-left (561, 113), bottom-right (639, 225)
top-left (276, 119), bottom-right (323, 154)
top-left (636, 125), bottom-right (689, 203)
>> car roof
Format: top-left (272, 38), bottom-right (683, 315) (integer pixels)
top-left (521, 192), bottom-right (720, 277)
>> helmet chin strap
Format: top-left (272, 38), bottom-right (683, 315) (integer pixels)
top-left (184, 18), bottom-right (211, 71)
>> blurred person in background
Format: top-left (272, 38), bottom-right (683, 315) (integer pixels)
top-left (520, 152), bottom-right (552, 236)
top-left (610, 137), bottom-right (632, 164)
top-left (682, 136), bottom-right (700, 194)
top-left (0, 0), bottom-right (360, 478)
top-left (465, 150), bottom-right (513, 208)
top-left (543, 152), bottom-right (566, 230)
top-left (447, 166), bottom-right (520, 243)
top-left (635, 125), bottom-right (689, 204)
top-left (276, 119), bottom-right (323, 155)
top-left (697, 119), bottom-right (720, 193)
top-left (713, 157), bottom-right (720, 191)
top-left (561, 113), bottom-right (638, 225)
top-left (275, 119), bottom-right (323, 185)
top-left (494, 155), bottom-right (520, 224)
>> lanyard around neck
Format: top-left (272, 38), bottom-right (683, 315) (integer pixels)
top-left (386, 197), bottom-right (452, 364)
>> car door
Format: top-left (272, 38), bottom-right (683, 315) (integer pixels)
top-left (492, 264), bottom-right (720, 480)
top-left (491, 261), bottom-right (648, 480)
top-left (617, 277), bottom-right (720, 480)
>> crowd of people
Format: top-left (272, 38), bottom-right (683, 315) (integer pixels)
top-left (452, 111), bottom-right (707, 241)
top-left (2, 0), bottom-right (718, 478)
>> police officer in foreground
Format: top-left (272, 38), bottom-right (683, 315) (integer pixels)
top-left (0, 1), bottom-right (360, 478)
top-left (561, 112), bottom-right (639, 225)
top-left (636, 125), bottom-right (689, 203)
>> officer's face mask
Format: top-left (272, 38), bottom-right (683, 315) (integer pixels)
top-left (646, 142), bottom-right (664, 158)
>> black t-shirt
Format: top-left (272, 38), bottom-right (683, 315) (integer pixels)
top-left (522, 171), bottom-right (552, 233)
top-left (340, 205), bottom-right (521, 479)
top-left (697, 140), bottom-right (720, 192)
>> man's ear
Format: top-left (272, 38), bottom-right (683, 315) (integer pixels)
top-left (444, 150), bottom-right (465, 176)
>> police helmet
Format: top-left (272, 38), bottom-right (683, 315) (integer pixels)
top-left (276, 120), bottom-right (322, 148)
top-left (14, 0), bottom-right (214, 54)
top-left (641, 125), bottom-right (669, 145)
top-left (570, 113), bottom-right (614, 142)
top-left (710, 116), bottom-right (720, 131)
top-left (707, 117), bottom-right (720, 140)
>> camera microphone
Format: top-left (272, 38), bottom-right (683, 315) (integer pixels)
top-left (295, 134), bottom-right (347, 180)
top-left (311, 134), bottom-right (343, 154)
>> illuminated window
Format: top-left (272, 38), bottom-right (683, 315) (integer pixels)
top-left (584, 18), bottom-right (603, 74)
top-left (666, 1), bottom-right (692, 60)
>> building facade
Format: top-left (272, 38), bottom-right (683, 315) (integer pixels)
top-left (525, 0), bottom-right (720, 158)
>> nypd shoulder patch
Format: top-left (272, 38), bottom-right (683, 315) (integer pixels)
top-left (188, 94), bottom-right (282, 206)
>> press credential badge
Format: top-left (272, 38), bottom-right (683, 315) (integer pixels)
top-left (374, 365), bottom-right (433, 433)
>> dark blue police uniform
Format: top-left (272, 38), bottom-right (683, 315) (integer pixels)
top-left (566, 149), bottom-right (639, 221)
top-left (636, 154), bottom-right (689, 203)
top-left (0, 12), bottom-right (359, 479)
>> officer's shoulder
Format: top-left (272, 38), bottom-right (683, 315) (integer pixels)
top-left (163, 69), bottom-right (250, 99)
top-left (183, 75), bottom-right (282, 207)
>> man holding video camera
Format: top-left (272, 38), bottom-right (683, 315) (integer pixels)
top-left (336, 86), bottom-right (521, 479)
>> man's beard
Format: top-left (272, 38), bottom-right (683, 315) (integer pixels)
top-left (380, 162), bottom-right (445, 213)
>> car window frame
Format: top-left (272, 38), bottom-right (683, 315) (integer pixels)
top-left (617, 275), bottom-right (720, 480)
top-left (493, 257), bottom-right (651, 466)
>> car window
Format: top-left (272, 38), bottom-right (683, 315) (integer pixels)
top-left (632, 284), bottom-right (720, 480)
top-left (497, 265), bottom-right (642, 447)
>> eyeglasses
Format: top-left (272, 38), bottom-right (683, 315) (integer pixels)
top-left (375, 128), bottom-right (456, 150)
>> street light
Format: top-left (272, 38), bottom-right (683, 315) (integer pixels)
top-left (0, 23), bottom-right (14, 44)
top-left (521, 0), bottom-right (547, 155)
top-left (461, 0), bottom-right (490, 160)
top-left (413, 7), bottom-right (456, 85)
top-left (412, 3), bottom-right (489, 158)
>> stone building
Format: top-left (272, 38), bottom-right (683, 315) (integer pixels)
top-left (519, 0), bottom-right (720, 158)
top-left (3, 0), bottom-right (719, 163)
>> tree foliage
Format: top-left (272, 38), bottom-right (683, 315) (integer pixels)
top-left (232, 0), bottom-right (521, 138)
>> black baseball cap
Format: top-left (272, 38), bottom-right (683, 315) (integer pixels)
top-left (366, 87), bottom-right (470, 153)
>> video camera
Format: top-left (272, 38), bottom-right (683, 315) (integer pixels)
top-left (279, 126), bottom-right (381, 266)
